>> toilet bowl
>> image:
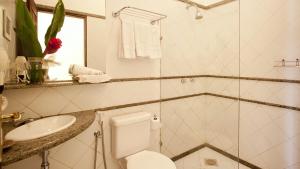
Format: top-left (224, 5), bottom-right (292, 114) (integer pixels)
top-left (124, 150), bottom-right (176, 169)
top-left (111, 112), bottom-right (176, 169)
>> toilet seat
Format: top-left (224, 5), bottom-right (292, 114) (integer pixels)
top-left (125, 150), bottom-right (176, 169)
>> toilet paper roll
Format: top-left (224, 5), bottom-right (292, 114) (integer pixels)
top-left (151, 116), bottom-right (162, 130)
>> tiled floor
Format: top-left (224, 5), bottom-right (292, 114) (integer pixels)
top-left (174, 147), bottom-right (251, 169)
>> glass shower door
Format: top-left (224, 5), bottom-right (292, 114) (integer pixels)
top-left (239, 1), bottom-right (300, 169)
top-left (160, 0), bottom-right (241, 168)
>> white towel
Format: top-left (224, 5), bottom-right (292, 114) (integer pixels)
top-left (134, 21), bottom-right (162, 59)
top-left (119, 15), bottom-right (136, 59)
top-left (75, 74), bottom-right (111, 84)
top-left (69, 64), bottom-right (104, 76)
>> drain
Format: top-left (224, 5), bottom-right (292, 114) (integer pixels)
top-left (204, 159), bottom-right (218, 166)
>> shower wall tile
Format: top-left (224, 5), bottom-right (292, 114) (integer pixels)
top-left (161, 97), bottom-right (206, 157)
top-left (205, 77), bottom-right (239, 97)
top-left (240, 0), bottom-right (300, 80)
top-left (204, 96), bottom-right (239, 154)
top-left (239, 103), bottom-right (300, 169)
top-left (161, 78), bottom-right (206, 99)
top-left (198, 1), bottom-right (300, 169)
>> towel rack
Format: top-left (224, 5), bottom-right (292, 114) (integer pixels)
top-left (274, 59), bottom-right (300, 67)
top-left (112, 6), bottom-right (167, 24)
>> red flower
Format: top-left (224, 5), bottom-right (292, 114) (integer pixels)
top-left (45, 38), bottom-right (62, 54)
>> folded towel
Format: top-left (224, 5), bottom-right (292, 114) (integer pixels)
top-left (134, 21), bottom-right (162, 59)
top-left (75, 74), bottom-right (111, 84)
top-left (119, 15), bottom-right (136, 59)
top-left (69, 64), bottom-right (104, 76)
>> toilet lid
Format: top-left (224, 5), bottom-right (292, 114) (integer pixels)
top-left (126, 150), bottom-right (176, 169)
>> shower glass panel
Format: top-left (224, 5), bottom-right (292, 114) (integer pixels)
top-left (239, 1), bottom-right (300, 169)
top-left (160, 0), bottom-right (241, 168)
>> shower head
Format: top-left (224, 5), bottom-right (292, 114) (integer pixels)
top-left (195, 8), bottom-right (203, 20)
top-left (186, 4), bottom-right (193, 9)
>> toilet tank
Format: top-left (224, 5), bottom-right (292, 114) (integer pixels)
top-left (111, 112), bottom-right (151, 159)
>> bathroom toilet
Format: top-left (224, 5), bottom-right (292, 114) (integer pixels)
top-left (111, 112), bottom-right (176, 169)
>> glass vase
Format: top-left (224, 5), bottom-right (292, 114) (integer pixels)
top-left (28, 57), bottom-right (45, 84)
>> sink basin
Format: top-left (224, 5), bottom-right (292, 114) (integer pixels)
top-left (5, 115), bottom-right (76, 141)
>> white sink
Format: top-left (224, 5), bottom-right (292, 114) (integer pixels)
top-left (5, 115), bottom-right (76, 141)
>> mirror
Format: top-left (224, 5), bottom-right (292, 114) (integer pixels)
top-left (37, 11), bottom-right (86, 81)
top-left (3, 0), bottom-right (106, 85)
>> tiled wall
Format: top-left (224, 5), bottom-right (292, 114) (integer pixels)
top-left (198, 1), bottom-right (299, 169)
top-left (240, 1), bottom-right (300, 168)
top-left (2, 0), bottom-right (209, 168)
top-left (160, 1), bottom-right (300, 169)
top-left (2, 0), bottom-right (300, 169)
top-left (160, 0), bottom-right (240, 160)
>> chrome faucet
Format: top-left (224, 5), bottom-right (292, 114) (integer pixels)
top-left (1, 112), bottom-right (23, 123)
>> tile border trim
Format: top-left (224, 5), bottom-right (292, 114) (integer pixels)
top-left (207, 93), bottom-right (300, 112)
top-left (5, 74), bottom-right (300, 90)
top-left (95, 92), bottom-right (300, 112)
top-left (171, 143), bottom-right (262, 169)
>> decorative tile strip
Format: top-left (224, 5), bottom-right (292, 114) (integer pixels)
top-left (95, 93), bottom-right (206, 111)
top-left (206, 93), bottom-right (300, 112)
top-left (5, 74), bottom-right (300, 90)
top-left (171, 143), bottom-right (262, 169)
top-left (95, 92), bottom-right (300, 112)
top-left (171, 144), bottom-right (206, 161)
top-left (206, 75), bottom-right (300, 84)
top-left (205, 143), bottom-right (262, 169)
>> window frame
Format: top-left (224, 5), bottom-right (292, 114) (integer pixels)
top-left (37, 6), bottom-right (88, 67)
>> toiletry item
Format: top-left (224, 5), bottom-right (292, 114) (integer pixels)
top-left (69, 64), bottom-right (104, 76)
top-left (1, 96), bottom-right (8, 111)
top-left (0, 48), bottom-right (10, 93)
top-left (15, 56), bottom-right (30, 83)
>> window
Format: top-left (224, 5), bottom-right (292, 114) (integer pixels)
top-left (37, 11), bottom-right (86, 81)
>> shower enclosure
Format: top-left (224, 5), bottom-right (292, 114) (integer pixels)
top-left (160, 0), bottom-right (300, 169)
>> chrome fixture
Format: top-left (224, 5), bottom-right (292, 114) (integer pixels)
top-left (1, 112), bottom-right (23, 123)
top-left (186, 3), bottom-right (203, 20)
top-left (274, 59), bottom-right (300, 67)
top-left (94, 121), bottom-right (107, 169)
top-left (40, 150), bottom-right (50, 169)
top-left (112, 6), bottom-right (167, 24)
top-left (195, 8), bottom-right (203, 20)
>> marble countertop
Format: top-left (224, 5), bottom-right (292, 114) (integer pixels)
top-left (2, 110), bottom-right (95, 166)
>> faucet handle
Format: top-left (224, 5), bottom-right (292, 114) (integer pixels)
top-left (12, 112), bottom-right (23, 121)
top-left (1, 112), bottom-right (23, 122)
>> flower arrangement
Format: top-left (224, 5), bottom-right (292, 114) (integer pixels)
top-left (15, 0), bottom-right (65, 83)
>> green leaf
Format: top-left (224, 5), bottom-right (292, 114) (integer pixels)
top-left (44, 0), bottom-right (65, 45)
top-left (15, 0), bottom-right (43, 57)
